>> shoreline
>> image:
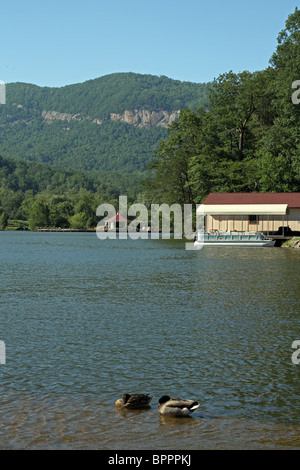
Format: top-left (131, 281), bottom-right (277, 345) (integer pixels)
top-left (281, 238), bottom-right (300, 249)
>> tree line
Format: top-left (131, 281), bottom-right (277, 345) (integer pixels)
top-left (0, 156), bottom-right (118, 230)
top-left (145, 8), bottom-right (300, 206)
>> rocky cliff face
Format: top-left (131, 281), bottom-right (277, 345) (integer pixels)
top-left (109, 109), bottom-right (180, 128)
top-left (42, 108), bottom-right (180, 128)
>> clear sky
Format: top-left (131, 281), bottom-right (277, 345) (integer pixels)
top-left (0, 0), bottom-right (299, 87)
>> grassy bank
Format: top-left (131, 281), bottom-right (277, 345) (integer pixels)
top-left (282, 238), bottom-right (300, 248)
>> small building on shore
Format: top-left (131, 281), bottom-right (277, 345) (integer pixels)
top-left (105, 212), bottom-right (130, 230)
top-left (202, 193), bottom-right (300, 236)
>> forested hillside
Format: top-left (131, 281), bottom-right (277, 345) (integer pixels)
top-left (147, 8), bottom-right (300, 205)
top-left (0, 73), bottom-right (209, 179)
top-left (6, 73), bottom-right (210, 117)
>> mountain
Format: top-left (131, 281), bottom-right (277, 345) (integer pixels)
top-left (0, 73), bottom-right (210, 189)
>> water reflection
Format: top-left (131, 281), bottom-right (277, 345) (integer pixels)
top-left (159, 414), bottom-right (197, 425)
top-left (115, 407), bottom-right (153, 418)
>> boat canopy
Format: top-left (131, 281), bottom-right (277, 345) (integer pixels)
top-left (201, 204), bottom-right (288, 216)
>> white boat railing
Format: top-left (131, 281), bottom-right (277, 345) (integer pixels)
top-left (197, 230), bottom-right (272, 241)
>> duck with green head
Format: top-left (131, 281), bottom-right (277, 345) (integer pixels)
top-left (158, 395), bottom-right (200, 416)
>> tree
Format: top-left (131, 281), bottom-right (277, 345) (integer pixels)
top-left (0, 211), bottom-right (8, 230)
top-left (259, 7), bottom-right (300, 189)
top-left (69, 212), bottom-right (88, 229)
top-left (28, 198), bottom-right (49, 230)
top-left (48, 195), bottom-right (72, 228)
top-left (146, 109), bottom-right (204, 205)
top-left (208, 70), bottom-right (269, 162)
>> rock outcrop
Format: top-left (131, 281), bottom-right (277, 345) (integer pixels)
top-left (42, 110), bottom-right (90, 124)
top-left (282, 238), bottom-right (300, 248)
top-left (109, 109), bottom-right (180, 128)
top-left (42, 108), bottom-right (180, 128)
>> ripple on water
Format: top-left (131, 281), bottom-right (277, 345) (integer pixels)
top-left (0, 392), bottom-right (300, 450)
top-left (0, 233), bottom-right (300, 449)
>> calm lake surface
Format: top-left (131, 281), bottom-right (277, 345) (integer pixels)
top-left (0, 231), bottom-right (300, 449)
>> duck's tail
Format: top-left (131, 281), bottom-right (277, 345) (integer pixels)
top-left (189, 401), bottom-right (200, 411)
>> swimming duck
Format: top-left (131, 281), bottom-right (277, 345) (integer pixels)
top-left (115, 393), bottom-right (153, 409)
top-left (158, 395), bottom-right (200, 416)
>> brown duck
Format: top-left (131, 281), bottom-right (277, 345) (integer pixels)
top-left (115, 393), bottom-right (153, 409)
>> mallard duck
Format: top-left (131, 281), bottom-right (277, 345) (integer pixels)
top-left (158, 395), bottom-right (200, 416)
top-left (115, 393), bottom-right (153, 409)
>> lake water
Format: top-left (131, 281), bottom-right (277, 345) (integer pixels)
top-left (0, 231), bottom-right (300, 450)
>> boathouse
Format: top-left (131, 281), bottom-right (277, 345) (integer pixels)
top-left (202, 193), bottom-right (300, 236)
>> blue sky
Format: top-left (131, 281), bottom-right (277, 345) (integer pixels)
top-left (0, 0), bottom-right (299, 87)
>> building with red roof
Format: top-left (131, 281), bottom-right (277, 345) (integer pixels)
top-left (105, 212), bottom-right (130, 230)
top-left (201, 193), bottom-right (300, 235)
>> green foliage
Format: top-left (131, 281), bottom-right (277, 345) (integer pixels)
top-left (0, 211), bottom-right (8, 230)
top-left (259, 7), bottom-right (300, 189)
top-left (0, 72), bottom-right (211, 227)
top-left (0, 154), bottom-right (107, 194)
top-left (148, 72), bottom-right (266, 205)
top-left (145, 109), bottom-right (204, 205)
top-left (0, 118), bottom-right (168, 175)
top-left (0, 73), bottom-right (210, 187)
top-left (147, 8), bottom-right (300, 204)
top-left (6, 73), bottom-right (210, 117)
top-left (0, 155), bottom-right (118, 229)
top-left (28, 197), bottom-right (49, 231)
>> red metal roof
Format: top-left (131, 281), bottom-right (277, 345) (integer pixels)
top-left (106, 212), bottom-right (130, 222)
top-left (203, 193), bottom-right (300, 208)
